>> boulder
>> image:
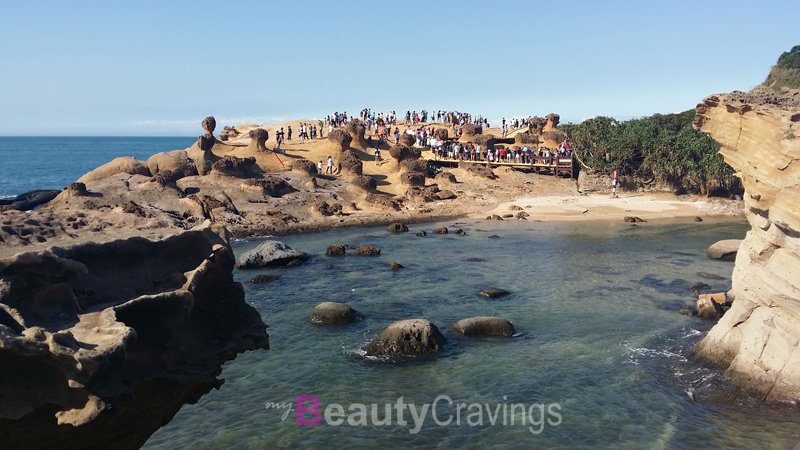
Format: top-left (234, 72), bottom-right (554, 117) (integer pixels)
top-left (480, 288), bottom-right (510, 298)
top-left (4, 189), bottom-right (61, 211)
top-left (387, 223), bottom-right (409, 233)
top-left (514, 132), bottom-right (540, 145)
top-left (251, 274), bottom-right (279, 284)
top-left (399, 133), bottom-right (416, 147)
top-left (354, 244), bottom-right (381, 256)
top-left (472, 134), bottom-right (497, 150)
top-left (364, 319), bottom-right (445, 358)
top-left (624, 216), bottom-right (646, 223)
top-left (434, 128), bottom-right (449, 141)
top-left (77, 157), bottom-right (151, 183)
top-left (351, 175), bottom-right (377, 191)
top-left (400, 159), bottom-right (428, 173)
top-left (435, 171), bottom-right (457, 183)
top-left (696, 296), bottom-right (725, 320)
top-left (146, 150), bottom-right (197, 179)
top-left (236, 241), bottom-right (310, 269)
top-left (389, 262), bottom-right (404, 270)
top-left (309, 302), bottom-right (359, 325)
top-left (389, 144), bottom-right (411, 162)
top-left (212, 156), bottom-right (261, 178)
top-left (338, 149), bottom-right (363, 175)
top-left (461, 124), bottom-right (482, 137)
top-left (434, 190), bottom-right (456, 200)
top-left (291, 159), bottom-right (318, 177)
top-left (400, 172), bottom-right (425, 186)
top-left (415, 230), bottom-right (427, 237)
top-left (433, 227), bottom-right (448, 234)
top-left (452, 316), bottom-right (515, 337)
top-left (326, 244), bottom-right (346, 256)
top-left (315, 200), bottom-right (342, 216)
top-left (245, 176), bottom-right (296, 198)
top-left (706, 239), bottom-right (742, 261)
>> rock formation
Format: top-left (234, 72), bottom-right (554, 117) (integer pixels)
top-left (364, 319), bottom-right (444, 358)
top-left (345, 121), bottom-right (369, 150)
top-left (309, 302), bottom-right (359, 325)
top-left (197, 115), bottom-right (217, 151)
top-left (0, 222), bottom-right (268, 447)
top-left (694, 89), bottom-right (800, 402)
top-left (77, 157), bottom-right (151, 183)
top-left (326, 128), bottom-right (353, 154)
top-left (452, 316), bottom-right (516, 337)
top-left (247, 128), bottom-right (269, 152)
top-left (236, 240), bottom-right (310, 268)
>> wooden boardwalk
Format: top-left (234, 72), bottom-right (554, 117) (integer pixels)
top-left (427, 157), bottom-right (575, 178)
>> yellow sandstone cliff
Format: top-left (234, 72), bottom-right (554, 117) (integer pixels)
top-left (694, 89), bottom-right (800, 402)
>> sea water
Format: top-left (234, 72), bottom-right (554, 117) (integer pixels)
top-left (143, 219), bottom-right (800, 449)
top-left (0, 136), bottom-right (195, 197)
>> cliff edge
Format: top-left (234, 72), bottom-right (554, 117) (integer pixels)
top-left (694, 89), bottom-right (800, 402)
top-left (0, 222), bottom-right (269, 448)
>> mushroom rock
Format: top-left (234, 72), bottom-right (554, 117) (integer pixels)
top-left (434, 128), bottom-right (449, 141)
top-left (246, 128), bottom-right (270, 152)
top-left (290, 159), bottom-right (318, 177)
top-left (326, 128), bottom-right (353, 153)
top-left (196, 116), bottom-right (218, 151)
top-left (398, 133), bottom-right (416, 147)
top-left (472, 134), bottom-right (497, 150)
top-left (351, 175), bottom-right (377, 191)
top-left (346, 121), bottom-right (369, 150)
top-left (338, 149), bottom-right (363, 175)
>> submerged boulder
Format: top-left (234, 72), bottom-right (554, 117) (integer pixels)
top-left (364, 319), bottom-right (445, 358)
top-left (310, 302), bottom-right (359, 325)
top-left (354, 245), bottom-right (381, 256)
top-left (236, 241), bottom-right (310, 268)
top-left (452, 317), bottom-right (515, 337)
top-left (387, 223), bottom-right (409, 233)
top-left (480, 288), bottom-right (510, 298)
top-left (326, 244), bottom-right (346, 256)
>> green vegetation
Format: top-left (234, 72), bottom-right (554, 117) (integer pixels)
top-left (561, 110), bottom-right (741, 196)
top-left (762, 45), bottom-right (800, 90)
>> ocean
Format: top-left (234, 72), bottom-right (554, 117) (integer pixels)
top-left (141, 219), bottom-right (799, 449)
top-left (0, 136), bottom-right (195, 197)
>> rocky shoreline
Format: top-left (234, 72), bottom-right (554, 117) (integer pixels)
top-left (694, 88), bottom-right (800, 403)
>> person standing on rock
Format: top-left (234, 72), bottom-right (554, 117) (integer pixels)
top-left (317, 160), bottom-right (323, 173)
top-left (287, 125), bottom-right (292, 141)
top-left (611, 169), bottom-right (619, 198)
top-left (326, 155), bottom-right (333, 175)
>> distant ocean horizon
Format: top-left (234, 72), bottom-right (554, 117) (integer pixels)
top-left (0, 136), bottom-right (196, 197)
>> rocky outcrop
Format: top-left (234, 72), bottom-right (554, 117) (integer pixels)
top-left (345, 121), bottom-right (369, 150)
top-left (364, 319), bottom-right (444, 358)
top-left (694, 89), bottom-right (800, 402)
top-left (236, 240), bottom-right (310, 268)
top-left (398, 133), bottom-right (416, 147)
top-left (0, 222), bottom-right (268, 447)
top-left (77, 157), bottom-right (151, 183)
top-left (326, 129), bottom-right (353, 153)
top-left (338, 149), bottom-right (363, 175)
top-left (354, 244), bottom-right (381, 256)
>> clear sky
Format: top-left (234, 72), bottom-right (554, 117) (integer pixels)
top-left (1, 0), bottom-right (798, 135)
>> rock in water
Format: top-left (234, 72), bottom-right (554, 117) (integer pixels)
top-left (251, 274), bottom-right (279, 284)
top-left (387, 223), bottom-right (409, 233)
top-left (706, 239), bottom-right (742, 261)
top-left (364, 319), bottom-right (444, 358)
top-left (236, 240), bottom-right (310, 268)
top-left (354, 245), bottom-right (381, 256)
top-left (389, 262), bottom-right (404, 270)
top-left (309, 302), bottom-right (359, 325)
top-left (452, 317), bottom-right (516, 337)
top-left (480, 288), bottom-right (510, 298)
top-left (326, 244), bottom-right (346, 256)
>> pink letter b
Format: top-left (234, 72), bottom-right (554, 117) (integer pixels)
top-left (295, 396), bottom-right (321, 426)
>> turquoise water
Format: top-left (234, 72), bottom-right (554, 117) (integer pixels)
top-left (144, 218), bottom-right (800, 449)
top-left (0, 136), bottom-right (194, 197)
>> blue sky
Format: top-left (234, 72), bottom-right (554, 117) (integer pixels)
top-left (1, 0), bottom-right (797, 135)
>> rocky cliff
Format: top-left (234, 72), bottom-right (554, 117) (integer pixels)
top-left (694, 89), bottom-right (800, 402)
top-left (0, 222), bottom-right (269, 448)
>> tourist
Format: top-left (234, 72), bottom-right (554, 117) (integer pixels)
top-left (611, 169), bottom-right (619, 198)
top-left (326, 156), bottom-right (334, 175)
top-left (287, 125), bottom-right (292, 141)
top-left (317, 160), bottom-right (323, 173)
top-left (375, 149), bottom-right (381, 162)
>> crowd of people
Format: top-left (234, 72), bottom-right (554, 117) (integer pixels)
top-left (429, 139), bottom-right (573, 166)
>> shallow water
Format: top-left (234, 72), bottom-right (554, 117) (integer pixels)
top-left (144, 218), bottom-right (800, 449)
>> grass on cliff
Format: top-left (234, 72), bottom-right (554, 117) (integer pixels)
top-left (762, 44), bottom-right (800, 91)
top-left (561, 110), bottom-right (741, 196)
